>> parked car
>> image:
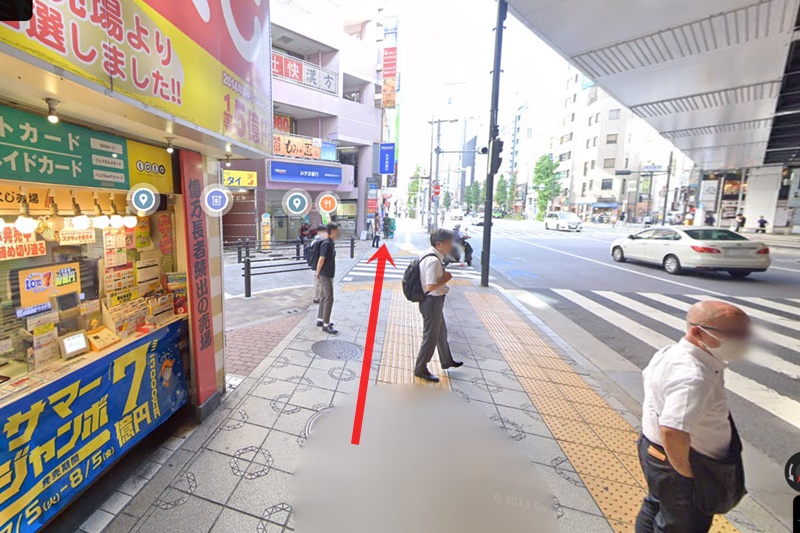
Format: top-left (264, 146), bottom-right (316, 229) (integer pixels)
top-left (610, 227), bottom-right (770, 278)
top-left (544, 211), bottom-right (582, 232)
top-left (450, 208), bottom-right (464, 221)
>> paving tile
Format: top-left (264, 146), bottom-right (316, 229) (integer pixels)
top-left (182, 449), bottom-right (241, 504)
top-left (301, 366), bottom-right (341, 391)
top-left (79, 509), bottom-right (115, 533)
top-left (273, 407), bottom-right (318, 437)
top-left (207, 422), bottom-right (269, 457)
top-left (490, 387), bottom-right (536, 410)
top-left (264, 429), bottom-right (302, 474)
top-left (138, 495), bottom-right (223, 533)
top-left (289, 386), bottom-right (334, 410)
top-left (134, 461), bottom-right (161, 480)
top-left (227, 469), bottom-right (293, 517)
top-left (118, 475), bottom-right (148, 497)
top-left (235, 395), bottom-right (281, 429)
top-left (495, 404), bottom-right (552, 438)
top-left (250, 378), bottom-right (299, 401)
top-left (100, 491), bottom-right (132, 515)
top-left (210, 508), bottom-right (261, 533)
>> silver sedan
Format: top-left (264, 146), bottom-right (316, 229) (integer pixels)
top-left (610, 227), bottom-right (771, 278)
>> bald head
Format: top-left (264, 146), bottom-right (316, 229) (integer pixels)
top-left (685, 300), bottom-right (751, 348)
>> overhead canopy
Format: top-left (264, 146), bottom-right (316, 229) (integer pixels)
top-left (506, 0), bottom-right (800, 169)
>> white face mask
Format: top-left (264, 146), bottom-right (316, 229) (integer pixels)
top-left (699, 327), bottom-right (750, 362)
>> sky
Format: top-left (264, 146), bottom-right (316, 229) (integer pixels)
top-left (392, 0), bottom-right (568, 191)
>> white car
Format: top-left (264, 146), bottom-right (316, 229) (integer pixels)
top-left (610, 227), bottom-right (770, 278)
top-left (450, 208), bottom-right (464, 221)
top-left (544, 211), bottom-right (582, 232)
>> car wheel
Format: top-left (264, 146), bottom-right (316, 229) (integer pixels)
top-left (728, 270), bottom-right (751, 279)
top-left (663, 255), bottom-right (682, 275)
top-left (612, 246), bottom-right (626, 263)
top-left (545, 222), bottom-right (549, 230)
top-left (556, 224), bottom-right (561, 231)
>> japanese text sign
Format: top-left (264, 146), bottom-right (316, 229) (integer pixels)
top-left (223, 170), bottom-right (257, 188)
top-left (0, 227), bottom-right (46, 262)
top-left (17, 262), bottom-right (81, 309)
top-left (270, 161), bottom-right (343, 186)
top-left (0, 105), bottom-right (129, 190)
top-left (0, 320), bottom-right (188, 532)
top-left (271, 51), bottom-right (337, 95)
top-left (0, 0), bottom-right (272, 153)
top-left (273, 133), bottom-right (321, 160)
top-left (379, 143), bottom-right (395, 175)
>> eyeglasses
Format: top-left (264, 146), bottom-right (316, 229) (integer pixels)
top-left (690, 323), bottom-right (751, 340)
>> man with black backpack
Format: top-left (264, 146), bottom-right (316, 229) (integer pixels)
top-left (315, 223), bottom-right (339, 335)
top-left (413, 228), bottom-right (463, 382)
top-left (307, 225), bottom-right (326, 304)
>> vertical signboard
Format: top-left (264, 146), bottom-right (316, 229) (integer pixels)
top-left (0, 0), bottom-right (273, 153)
top-left (366, 176), bottom-right (380, 219)
top-left (382, 15), bottom-right (397, 108)
top-left (379, 143), bottom-right (395, 175)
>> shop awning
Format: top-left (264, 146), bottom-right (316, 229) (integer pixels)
top-left (593, 202), bottom-right (618, 209)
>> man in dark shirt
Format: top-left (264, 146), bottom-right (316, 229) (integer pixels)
top-left (315, 223), bottom-right (339, 334)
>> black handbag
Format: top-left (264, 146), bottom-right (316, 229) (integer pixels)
top-left (688, 414), bottom-right (747, 514)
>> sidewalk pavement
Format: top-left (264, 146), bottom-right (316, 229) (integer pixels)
top-left (86, 226), bottom-right (773, 533)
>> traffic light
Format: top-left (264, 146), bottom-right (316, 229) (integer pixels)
top-left (490, 138), bottom-right (504, 175)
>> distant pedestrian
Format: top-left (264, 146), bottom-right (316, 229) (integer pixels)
top-left (636, 300), bottom-right (749, 533)
top-left (704, 212), bottom-right (716, 226)
top-left (733, 213), bottom-right (746, 232)
top-left (308, 225), bottom-right (326, 304)
top-left (414, 229), bottom-right (463, 383)
top-left (756, 216), bottom-right (768, 234)
top-left (383, 216), bottom-right (391, 239)
top-left (372, 217), bottom-right (381, 248)
top-left (315, 223), bottom-right (339, 335)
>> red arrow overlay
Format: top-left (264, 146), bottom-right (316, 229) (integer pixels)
top-left (351, 244), bottom-right (395, 445)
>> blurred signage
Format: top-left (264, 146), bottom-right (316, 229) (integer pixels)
top-left (274, 114), bottom-right (293, 134)
top-left (18, 261), bottom-right (81, 309)
top-left (223, 170), bottom-right (258, 188)
top-left (271, 51), bottom-right (337, 94)
top-left (0, 0), bottom-right (273, 153)
top-left (381, 15), bottom-right (397, 108)
top-left (321, 141), bottom-right (337, 162)
top-left (273, 133), bottom-right (321, 160)
top-left (127, 140), bottom-right (173, 193)
top-left (366, 176), bottom-right (379, 216)
top-left (270, 161), bottom-right (342, 185)
top-left (642, 165), bottom-right (663, 172)
top-left (386, 175), bottom-right (398, 188)
top-left (379, 143), bottom-right (395, 174)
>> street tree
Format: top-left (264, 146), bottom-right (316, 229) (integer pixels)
top-left (443, 190), bottom-right (452, 210)
top-left (479, 180), bottom-right (486, 206)
top-left (533, 154), bottom-right (560, 221)
top-left (408, 165), bottom-right (422, 217)
top-left (464, 184), bottom-right (475, 211)
top-left (495, 174), bottom-right (508, 214)
top-left (508, 173), bottom-right (518, 213)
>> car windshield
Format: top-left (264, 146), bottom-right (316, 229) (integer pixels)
top-left (558, 213), bottom-right (579, 220)
top-left (683, 229), bottom-right (749, 241)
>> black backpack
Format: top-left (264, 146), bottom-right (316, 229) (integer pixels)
top-left (307, 239), bottom-right (322, 269)
top-left (402, 253), bottom-right (439, 302)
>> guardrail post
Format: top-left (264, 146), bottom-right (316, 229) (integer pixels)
top-left (237, 239), bottom-right (243, 264)
top-left (245, 238), bottom-right (251, 260)
top-left (350, 236), bottom-right (355, 258)
top-left (244, 258), bottom-right (252, 298)
top-left (295, 239), bottom-right (301, 261)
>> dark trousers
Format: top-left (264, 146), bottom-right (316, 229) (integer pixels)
top-left (415, 295), bottom-right (455, 374)
top-left (635, 436), bottom-right (713, 533)
top-left (317, 275), bottom-right (334, 324)
top-left (372, 233), bottom-right (381, 247)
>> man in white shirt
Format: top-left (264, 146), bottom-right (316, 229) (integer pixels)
top-left (636, 300), bottom-right (751, 533)
top-left (414, 229), bottom-right (463, 382)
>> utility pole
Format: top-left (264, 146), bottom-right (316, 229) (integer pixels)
top-left (427, 117), bottom-right (435, 230)
top-left (481, 0), bottom-right (507, 288)
top-left (433, 120), bottom-right (442, 230)
top-left (660, 151), bottom-right (674, 225)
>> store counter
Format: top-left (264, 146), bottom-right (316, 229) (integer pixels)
top-left (0, 317), bottom-right (189, 532)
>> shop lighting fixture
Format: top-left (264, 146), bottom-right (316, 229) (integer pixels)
top-left (225, 155), bottom-right (232, 168)
top-left (46, 98), bottom-right (59, 124)
top-left (91, 194), bottom-right (109, 229)
top-left (71, 193), bottom-right (91, 231)
top-left (123, 208), bottom-right (138, 229)
top-left (15, 190), bottom-right (38, 233)
top-left (0, 217), bottom-right (5, 231)
top-left (166, 137), bottom-right (174, 154)
top-left (45, 191), bottom-right (65, 233)
top-left (109, 200), bottom-right (124, 229)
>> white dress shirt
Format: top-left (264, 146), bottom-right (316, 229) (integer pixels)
top-left (641, 338), bottom-right (731, 460)
top-left (419, 247), bottom-right (449, 296)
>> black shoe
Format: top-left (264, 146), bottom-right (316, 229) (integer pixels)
top-left (442, 361), bottom-right (464, 370)
top-left (313, 299), bottom-right (320, 304)
top-left (323, 325), bottom-right (339, 335)
top-left (414, 371), bottom-right (440, 383)
top-left (317, 320), bottom-right (334, 327)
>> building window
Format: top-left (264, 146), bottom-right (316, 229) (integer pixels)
top-left (601, 178), bottom-right (613, 190)
top-left (585, 139), bottom-right (591, 149)
top-left (565, 97), bottom-right (571, 108)
top-left (574, 74), bottom-right (578, 83)
top-left (571, 113), bottom-right (575, 122)
top-left (595, 112), bottom-right (600, 122)
top-left (593, 136), bottom-right (598, 147)
top-left (603, 158), bottom-right (616, 169)
top-left (583, 162), bottom-right (589, 176)
top-left (588, 116), bottom-right (593, 126)
top-left (624, 157), bottom-right (629, 168)
top-left (581, 183), bottom-right (587, 196)
top-left (606, 134), bottom-right (618, 144)
top-left (560, 133), bottom-right (573, 144)
top-left (609, 109), bottom-right (621, 120)
top-left (527, 127), bottom-right (533, 138)
top-left (591, 160), bottom-right (596, 170)
top-left (559, 151), bottom-right (571, 161)
top-left (589, 180), bottom-right (594, 190)
top-left (572, 94), bottom-right (577, 103)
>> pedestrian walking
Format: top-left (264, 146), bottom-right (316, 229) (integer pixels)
top-left (635, 300), bottom-right (749, 533)
top-left (315, 223), bottom-right (339, 334)
top-left (307, 225), bottom-right (326, 304)
top-left (372, 217), bottom-right (381, 248)
top-left (414, 229), bottom-right (463, 382)
top-left (733, 213), bottom-right (746, 232)
top-left (383, 216), bottom-right (391, 239)
top-left (704, 212), bottom-right (716, 226)
top-left (756, 215), bottom-right (768, 234)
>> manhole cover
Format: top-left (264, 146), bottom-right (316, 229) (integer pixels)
top-left (305, 407), bottom-right (333, 437)
top-left (311, 340), bottom-right (362, 361)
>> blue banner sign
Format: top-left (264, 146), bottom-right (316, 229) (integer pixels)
top-left (270, 161), bottom-right (342, 185)
top-left (321, 141), bottom-right (338, 162)
top-left (379, 143), bottom-right (395, 175)
top-left (0, 321), bottom-right (188, 532)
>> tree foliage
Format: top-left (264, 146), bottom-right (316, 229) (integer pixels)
top-left (479, 180), bottom-right (486, 206)
top-left (508, 173), bottom-right (518, 212)
top-left (443, 190), bottom-right (452, 210)
top-left (495, 174), bottom-right (508, 214)
top-left (408, 165), bottom-right (422, 217)
top-left (533, 155), bottom-right (560, 221)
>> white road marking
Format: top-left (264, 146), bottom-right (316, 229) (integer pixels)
top-left (555, 289), bottom-right (800, 430)
top-left (736, 297), bottom-right (800, 317)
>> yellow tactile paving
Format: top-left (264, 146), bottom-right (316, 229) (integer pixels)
top-left (378, 288), bottom-right (450, 389)
top-left (464, 292), bottom-right (738, 533)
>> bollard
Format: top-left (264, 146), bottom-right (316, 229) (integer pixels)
top-left (350, 236), bottom-right (355, 258)
top-left (237, 239), bottom-right (243, 264)
top-left (245, 238), bottom-right (251, 259)
top-left (244, 258), bottom-right (252, 298)
top-left (295, 239), bottom-right (301, 261)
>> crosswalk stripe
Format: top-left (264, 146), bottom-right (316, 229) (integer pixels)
top-left (642, 293), bottom-right (800, 355)
top-left (599, 291), bottom-right (800, 380)
top-left (736, 297), bottom-right (800, 318)
top-left (554, 289), bottom-right (800, 430)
